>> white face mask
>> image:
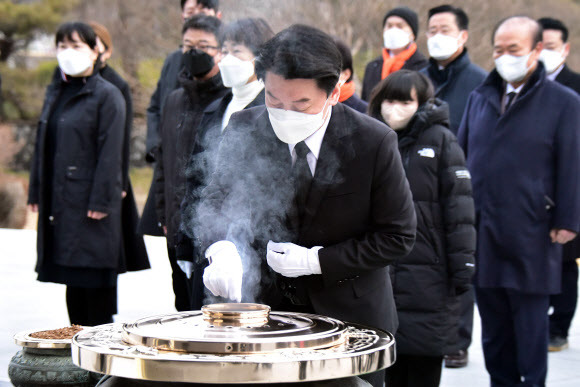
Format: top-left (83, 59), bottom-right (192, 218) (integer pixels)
top-left (218, 54), bottom-right (255, 87)
top-left (381, 101), bottom-right (418, 130)
top-left (383, 28), bottom-right (411, 50)
top-left (539, 48), bottom-right (565, 74)
top-left (495, 52), bottom-right (533, 84)
top-left (427, 33), bottom-right (460, 61)
top-left (57, 48), bottom-right (94, 76)
top-left (267, 99), bottom-right (330, 144)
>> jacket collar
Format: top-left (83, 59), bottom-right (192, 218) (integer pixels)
top-left (427, 49), bottom-right (471, 90)
top-left (476, 61), bottom-right (547, 114)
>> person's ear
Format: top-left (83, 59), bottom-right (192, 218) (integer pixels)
top-left (329, 82), bottom-right (341, 106)
top-left (458, 30), bottom-right (468, 47)
top-left (562, 42), bottom-right (570, 59)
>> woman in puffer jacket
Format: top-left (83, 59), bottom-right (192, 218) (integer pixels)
top-left (368, 70), bottom-right (476, 387)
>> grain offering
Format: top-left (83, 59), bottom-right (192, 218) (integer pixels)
top-left (29, 325), bottom-right (83, 340)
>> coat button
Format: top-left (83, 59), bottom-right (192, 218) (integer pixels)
top-left (49, 216), bottom-right (54, 222)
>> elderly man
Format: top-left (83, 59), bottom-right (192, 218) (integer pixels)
top-left (458, 16), bottom-right (580, 386)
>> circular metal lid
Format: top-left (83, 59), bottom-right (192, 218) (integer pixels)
top-left (14, 330), bottom-right (73, 349)
top-left (122, 303), bottom-right (347, 354)
top-left (72, 321), bottom-right (394, 384)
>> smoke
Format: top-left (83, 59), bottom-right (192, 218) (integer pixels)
top-left (180, 115), bottom-right (297, 304)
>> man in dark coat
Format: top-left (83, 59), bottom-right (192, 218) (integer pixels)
top-left (361, 6), bottom-right (428, 101)
top-left (154, 15), bottom-right (227, 312)
top-left (458, 17), bottom-right (580, 386)
top-left (420, 4), bottom-right (486, 369)
top-left (332, 37), bottom-right (367, 114)
top-left (538, 17), bottom-right (580, 353)
top-left (185, 25), bottom-right (416, 387)
top-left (140, 0), bottom-right (222, 237)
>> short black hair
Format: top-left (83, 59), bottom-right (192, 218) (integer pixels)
top-left (368, 70), bottom-right (434, 122)
top-left (180, 0), bottom-right (219, 11)
top-left (255, 24), bottom-right (341, 96)
top-left (220, 18), bottom-right (274, 56)
top-left (332, 37), bottom-right (354, 83)
top-left (538, 17), bottom-right (569, 43)
top-left (428, 4), bottom-right (469, 30)
top-left (491, 16), bottom-right (542, 49)
top-left (55, 22), bottom-right (97, 49)
top-left (182, 14), bottom-right (222, 40)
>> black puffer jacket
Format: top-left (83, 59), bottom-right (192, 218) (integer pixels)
top-left (389, 99), bottom-right (476, 356)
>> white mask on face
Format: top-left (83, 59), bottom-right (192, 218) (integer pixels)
top-left (381, 101), bottom-right (418, 130)
top-left (427, 33), bottom-right (460, 61)
top-left (539, 48), bottom-right (565, 74)
top-left (218, 54), bottom-right (255, 87)
top-left (494, 52), bottom-right (533, 84)
top-left (267, 99), bottom-right (330, 144)
top-left (383, 28), bottom-right (411, 50)
top-left (57, 48), bottom-right (94, 76)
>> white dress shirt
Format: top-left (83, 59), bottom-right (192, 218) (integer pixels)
top-left (547, 63), bottom-right (565, 82)
top-left (287, 109), bottom-right (332, 176)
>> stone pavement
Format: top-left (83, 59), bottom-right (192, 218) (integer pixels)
top-left (1, 229), bottom-right (579, 386)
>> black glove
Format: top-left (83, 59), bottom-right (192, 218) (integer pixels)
top-left (182, 49), bottom-right (214, 78)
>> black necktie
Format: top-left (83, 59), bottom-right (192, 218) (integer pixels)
top-left (505, 91), bottom-right (517, 112)
top-left (293, 141), bottom-right (312, 222)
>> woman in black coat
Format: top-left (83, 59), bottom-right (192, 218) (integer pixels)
top-left (89, 21), bottom-right (150, 274)
top-left (368, 70), bottom-right (476, 387)
top-left (28, 22), bottom-right (125, 326)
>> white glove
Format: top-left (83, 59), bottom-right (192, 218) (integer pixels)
top-left (266, 241), bottom-right (322, 278)
top-left (203, 241), bottom-right (243, 302)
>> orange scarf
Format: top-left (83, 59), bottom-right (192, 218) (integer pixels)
top-left (381, 42), bottom-right (417, 80)
top-left (338, 81), bottom-right (356, 103)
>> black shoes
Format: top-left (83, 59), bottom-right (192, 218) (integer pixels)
top-left (445, 349), bottom-right (469, 368)
top-left (548, 336), bottom-right (569, 352)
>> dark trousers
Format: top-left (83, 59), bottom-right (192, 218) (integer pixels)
top-left (476, 287), bottom-right (549, 387)
top-left (454, 284), bottom-right (474, 352)
top-left (66, 286), bottom-right (116, 326)
top-left (385, 354), bottom-right (443, 387)
top-left (549, 259), bottom-right (579, 338)
top-left (167, 245), bottom-right (192, 311)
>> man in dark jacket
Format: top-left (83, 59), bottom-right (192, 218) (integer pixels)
top-left (361, 6), bottom-right (428, 101)
top-left (140, 0), bottom-right (221, 237)
top-left (421, 4), bottom-right (486, 369)
top-left (187, 25), bottom-right (416, 387)
top-left (538, 17), bottom-right (580, 353)
top-left (154, 15), bottom-right (227, 312)
top-left (333, 37), bottom-right (367, 113)
top-left (458, 16), bottom-right (580, 386)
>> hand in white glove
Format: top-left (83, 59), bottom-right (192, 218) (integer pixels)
top-left (203, 241), bottom-right (243, 302)
top-left (266, 241), bottom-right (323, 278)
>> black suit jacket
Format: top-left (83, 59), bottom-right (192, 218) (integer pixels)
top-left (556, 65), bottom-right (580, 262)
top-left (556, 64), bottom-right (580, 95)
top-left (193, 103), bottom-right (416, 332)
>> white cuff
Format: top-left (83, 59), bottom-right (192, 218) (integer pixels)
top-left (205, 240), bottom-right (237, 262)
top-left (177, 260), bottom-right (194, 279)
top-left (307, 246), bottom-right (323, 274)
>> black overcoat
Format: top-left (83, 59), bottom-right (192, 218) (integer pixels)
top-left (28, 71), bottom-right (125, 271)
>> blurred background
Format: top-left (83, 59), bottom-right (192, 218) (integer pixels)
top-left (1, 0), bottom-right (580, 228)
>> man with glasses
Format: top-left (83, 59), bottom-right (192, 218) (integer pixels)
top-left (138, 0), bottom-right (223, 308)
top-left (153, 15), bottom-right (227, 312)
top-left (420, 5), bottom-right (486, 369)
